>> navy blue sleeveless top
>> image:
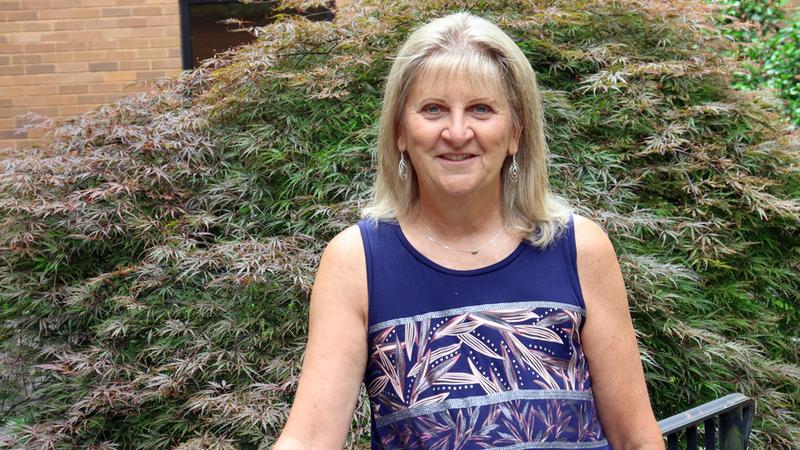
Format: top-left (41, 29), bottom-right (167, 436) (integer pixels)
top-left (357, 212), bottom-right (611, 450)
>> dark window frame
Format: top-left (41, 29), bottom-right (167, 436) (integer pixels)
top-left (178, 0), bottom-right (335, 70)
top-left (179, 0), bottom-right (238, 70)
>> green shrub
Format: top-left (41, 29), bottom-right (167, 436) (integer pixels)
top-left (1, 0), bottom-right (799, 448)
top-left (716, 0), bottom-right (788, 42)
top-left (758, 17), bottom-right (800, 124)
top-left (714, 0), bottom-right (800, 125)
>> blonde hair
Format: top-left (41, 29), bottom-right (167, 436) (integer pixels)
top-left (361, 12), bottom-right (573, 248)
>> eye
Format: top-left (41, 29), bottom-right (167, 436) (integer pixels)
top-left (421, 104), bottom-right (443, 114)
top-left (472, 104), bottom-right (493, 114)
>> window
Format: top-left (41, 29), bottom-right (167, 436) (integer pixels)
top-left (179, 0), bottom-right (335, 70)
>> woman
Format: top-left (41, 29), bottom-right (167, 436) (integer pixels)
top-left (273, 12), bottom-right (665, 450)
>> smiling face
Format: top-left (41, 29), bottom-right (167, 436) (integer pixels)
top-left (396, 65), bottom-right (520, 203)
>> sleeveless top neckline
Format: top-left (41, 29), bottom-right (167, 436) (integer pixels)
top-left (392, 221), bottom-right (527, 276)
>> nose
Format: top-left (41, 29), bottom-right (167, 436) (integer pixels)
top-left (441, 110), bottom-right (474, 147)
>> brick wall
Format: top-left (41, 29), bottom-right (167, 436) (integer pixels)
top-left (0, 0), bottom-right (181, 155)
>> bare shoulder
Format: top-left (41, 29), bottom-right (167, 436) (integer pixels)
top-left (572, 212), bottom-right (613, 256)
top-left (571, 213), bottom-right (625, 313)
top-left (322, 224), bottom-right (365, 264)
top-left (315, 224), bottom-right (368, 324)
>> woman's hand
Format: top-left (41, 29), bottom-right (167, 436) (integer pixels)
top-left (271, 225), bottom-right (369, 450)
top-left (574, 214), bottom-right (665, 450)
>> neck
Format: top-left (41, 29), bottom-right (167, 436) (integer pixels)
top-left (410, 185), bottom-right (505, 240)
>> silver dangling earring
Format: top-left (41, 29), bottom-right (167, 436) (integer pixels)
top-left (509, 154), bottom-right (520, 182)
top-left (398, 152), bottom-right (409, 180)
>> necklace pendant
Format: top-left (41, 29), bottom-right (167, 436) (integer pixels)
top-left (420, 226), bottom-right (504, 256)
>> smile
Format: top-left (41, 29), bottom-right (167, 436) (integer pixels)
top-left (438, 153), bottom-right (476, 161)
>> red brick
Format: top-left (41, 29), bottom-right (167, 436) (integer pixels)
top-left (159, 4), bottom-right (178, 15)
top-left (131, 26), bottom-right (171, 38)
top-left (102, 28), bottom-right (134, 39)
top-left (83, 0), bottom-right (141, 6)
top-left (136, 70), bottom-right (167, 80)
top-left (104, 70), bottom-right (136, 82)
top-left (6, 10), bottom-right (36, 21)
top-left (66, 72), bottom-right (105, 84)
top-left (24, 43), bottom-right (56, 53)
top-left (0, 130), bottom-right (28, 139)
top-left (55, 41), bottom-right (88, 52)
top-left (37, 9), bottom-right (70, 20)
top-left (87, 40), bottom-right (118, 50)
top-left (25, 64), bottom-right (56, 74)
top-left (37, 94), bottom-right (77, 106)
top-left (21, 21), bottom-right (54, 32)
top-left (77, 94), bottom-right (108, 103)
top-left (131, 6), bottom-right (162, 16)
top-left (106, 50), bottom-right (135, 60)
top-left (59, 84), bottom-right (89, 94)
top-left (0, 65), bottom-right (23, 75)
top-left (1, 0), bottom-right (189, 151)
top-left (39, 32), bottom-right (72, 42)
top-left (59, 104), bottom-right (103, 116)
top-left (117, 17), bottom-right (147, 27)
top-left (89, 61), bottom-right (118, 72)
top-left (101, 7), bottom-right (131, 17)
top-left (13, 95), bottom-right (49, 107)
top-left (4, 33), bottom-right (34, 43)
top-left (54, 20), bottom-right (87, 31)
top-left (0, 21), bottom-right (22, 32)
top-left (57, 62), bottom-right (89, 73)
top-left (0, 43), bottom-right (24, 54)
top-left (12, 54), bottom-right (42, 64)
top-left (69, 8), bottom-right (102, 19)
top-left (118, 38), bottom-right (147, 49)
top-left (0, 87), bottom-right (19, 97)
top-left (145, 15), bottom-right (177, 27)
top-left (150, 58), bottom-right (180, 70)
top-left (0, 1), bottom-right (22, 11)
top-left (135, 48), bottom-right (168, 59)
top-left (148, 37), bottom-right (179, 48)
top-left (26, 85), bottom-right (58, 96)
top-left (23, 0), bottom-right (69, 8)
top-left (119, 60), bottom-right (150, 70)
top-left (89, 82), bottom-right (124, 93)
top-left (69, 30), bottom-right (105, 42)
top-left (84, 17), bottom-right (116, 29)
top-left (0, 107), bottom-right (29, 118)
top-left (17, 106), bottom-right (58, 117)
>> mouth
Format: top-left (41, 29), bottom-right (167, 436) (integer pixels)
top-left (437, 153), bottom-right (477, 162)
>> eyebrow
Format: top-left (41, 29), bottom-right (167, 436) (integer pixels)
top-left (415, 97), bottom-right (500, 106)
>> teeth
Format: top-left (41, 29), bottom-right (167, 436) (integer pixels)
top-left (442, 154), bottom-right (472, 161)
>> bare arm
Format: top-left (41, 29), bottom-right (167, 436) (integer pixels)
top-left (574, 214), bottom-right (665, 450)
top-left (272, 225), bottom-right (368, 450)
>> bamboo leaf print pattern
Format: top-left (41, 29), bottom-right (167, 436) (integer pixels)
top-left (378, 400), bottom-right (606, 449)
top-left (366, 303), bottom-right (609, 449)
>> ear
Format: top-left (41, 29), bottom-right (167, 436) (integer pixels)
top-left (508, 126), bottom-right (522, 156)
top-left (396, 121), bottom-right (407, 153)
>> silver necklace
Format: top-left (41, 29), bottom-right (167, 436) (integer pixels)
top-left (421, 227), bottom-right (504, 255)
